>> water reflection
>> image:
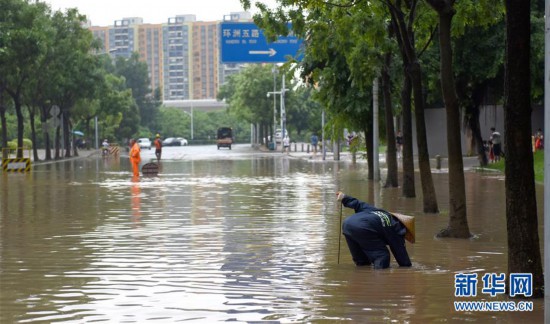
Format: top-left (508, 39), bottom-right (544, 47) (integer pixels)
top-left (0, 155), bottom-right (543, 323)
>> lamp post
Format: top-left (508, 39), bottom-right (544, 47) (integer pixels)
top-left (271, 67), bottom-right (278, 145)
top-left (281, 77), bottom-right (287, 153)
top-left (267, 77), bottom-right (289, 152)
top-left (95, 116), bottom-right (99, 149)
top-left (182, 107), bottom-right (194, 140)
top-left (267, 92), bottom-right (289, 151)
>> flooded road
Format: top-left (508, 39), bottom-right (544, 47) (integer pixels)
top-left (0, 144), bottom-right (544, 323)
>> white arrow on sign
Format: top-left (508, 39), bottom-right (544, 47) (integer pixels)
top-left (249, 48), bottom-right (277, 57)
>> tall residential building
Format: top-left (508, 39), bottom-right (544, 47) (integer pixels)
top-left (87, 12), bottom-right (252, 101)
top-left (138, 24), bottom-right (164, 93)
top-left (112, 17), bottom-right (142, 58)
top-left (88, 26), bottom-right (111, 54)
top-left (192, 22), bottom-right (219, 100)
top-left (163, 15), bottom-right (194, 100)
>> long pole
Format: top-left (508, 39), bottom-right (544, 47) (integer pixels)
top-left (281, 77), bottom-right (286, 153)
top-left (544, 0), bottom-right (549, 321)
top-left (94, 116), bottom-right (98, 149)
top-left (373, 77), bottom-right (380, 181)
top-left (338, 202), bottom-right (343, 264)
top-left (191, 106), bottom-right (194, 140)
top-left (273, 70), bottom-right (277, 145)
top-left (322, 110), bottom-right (326, 160)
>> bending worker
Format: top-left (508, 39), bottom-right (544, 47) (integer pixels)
top-left (129, 138), bottom-right (141, 177)
top-left (337, 192), bottom-right (414, 269)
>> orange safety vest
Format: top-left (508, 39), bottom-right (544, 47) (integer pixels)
top-left (130, 142), bottom-right (141, 164)
top-left (154, 138), bottom-right (162, 149)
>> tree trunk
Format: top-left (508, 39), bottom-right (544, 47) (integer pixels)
top-left (0, 90), bottom-right (8, 159)
top-left (55, 124), bottom-right (61, 160)
top-left (401, 74), bottom-right (416, 197)
top-left (465, 104), bottom-right (488, 166)
top-left (428, 3), bottom-right (470, 237)
top-left (7, 89), bottom-right (25, 159)
top-left (365, 126), bottom-right (373, 180)
top-left (63, 110), bottom-right (71, 158)
top-left (504, 0), bottom-right (543, 297)
top-left (409, 61), bottom-right (439, 213)
top-left (382, 53), bottom-right (398, 188)
top-left (28, 106), bottom-right (40, 162)
top-left (41, 106), bottom-right (52, 161)
top-left (390, 3), bottom-right (438, 210)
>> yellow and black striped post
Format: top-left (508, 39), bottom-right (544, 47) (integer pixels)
top-left (2, 158), bottom-right (31, 172)
top-left (2, 147), bottom-right (32, 172)
top-left (109, 145), bottom-right (120, 156)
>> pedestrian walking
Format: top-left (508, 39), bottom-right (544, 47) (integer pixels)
top-left (129, 138), bottom-right (141, 177)
top-left (489, 127), bottom-right (502, 162)
top-left (311, 133), bottom-right (319, 154)
top-left (283, 135), bottom-right (290, 153)
top-left (337, 191), bottom-right (414, 269)
top-left (396, 131), bottom-right (403, 158)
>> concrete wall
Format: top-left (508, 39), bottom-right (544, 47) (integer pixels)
top-left (409, 105), bottom-right (544, 157)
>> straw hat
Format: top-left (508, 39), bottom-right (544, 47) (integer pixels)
top-left (392, 213), bottom-right (415, 244)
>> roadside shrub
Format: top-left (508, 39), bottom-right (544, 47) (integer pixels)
top-left (7, 139), bottom-right (33, 150)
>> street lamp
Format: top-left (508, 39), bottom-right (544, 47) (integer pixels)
top-left (267, 77), bottom-right (289, 153)
top-left (271, 67), bottom-right (278, 146)
top-left (182, 107), bottom-right (194, 140)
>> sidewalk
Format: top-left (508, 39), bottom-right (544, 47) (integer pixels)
top-left (28, 149), bottom-right (100, 164)
top-left (258, 141), bottom-right (483, 171)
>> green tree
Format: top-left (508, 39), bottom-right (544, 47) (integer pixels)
top-left (388, 0), bottom-right (439, 212)
top-left (47, 9), bottom-right (100, 158)
top-left (425, 0), bottom-right (503, 237)
top-left (1, 0), bottom-right (50, 158)
top-left (155, 107), bottom-right (190, 138)
top-left (218, 64), bottom-right (275, 143)
top-left (114, 53), bottom-right (159, 132)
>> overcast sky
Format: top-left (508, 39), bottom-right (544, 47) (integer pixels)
top-left (43, 0), bottom-right (277, 26)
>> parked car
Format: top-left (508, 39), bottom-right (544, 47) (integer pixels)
top-left (137, 138), bottom-right (151, 149)
top-left (162, 137), bottom-right (181, 146)
top-left (177, 137), bottom-right (188, 146)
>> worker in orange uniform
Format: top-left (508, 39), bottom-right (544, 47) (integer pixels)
top-left (154, 134), bottom-right (162, 162)
top-left (129, 138), bottom-right (141, 177)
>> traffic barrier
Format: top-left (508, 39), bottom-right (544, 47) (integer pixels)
top-left (109, 145), bottom-right (120, 156)
top-left (2, 148), bottom-right (32, 172)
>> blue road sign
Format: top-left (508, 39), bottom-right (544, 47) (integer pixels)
top-left (220, 22), bottom-right (302, 63)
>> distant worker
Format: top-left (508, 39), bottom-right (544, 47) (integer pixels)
top-left (129, 138), bottom-right (141, 177)
top-left (154, 134), bottom-right (163, 162)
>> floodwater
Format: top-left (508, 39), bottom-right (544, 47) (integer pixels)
top-left (0, 145), bottom-right (544, 323)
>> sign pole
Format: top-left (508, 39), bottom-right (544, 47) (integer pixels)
top-left (544, 1), bottom-right (549, 321)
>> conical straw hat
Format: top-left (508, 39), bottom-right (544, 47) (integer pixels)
top-left (392, 213), bottom-right (415, 244)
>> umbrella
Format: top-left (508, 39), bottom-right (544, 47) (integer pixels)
top-left (72, 130), bottom-right (84, 136)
